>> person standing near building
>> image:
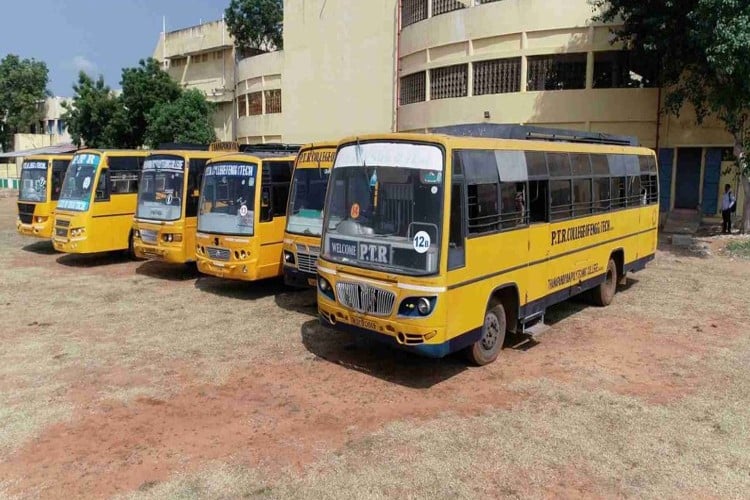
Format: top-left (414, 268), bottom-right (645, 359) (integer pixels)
top-left (721, 184), bottom-right (736, 234)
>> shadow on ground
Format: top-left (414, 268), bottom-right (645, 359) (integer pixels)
top-left (301, 319), bottom-right (467, 389)
top-left (136, 260), bottom-right (199, 281)
top-left (195, 276), bottom-right (286, 300)
top-left (274, 288), bottom-right (318, 316)
top-left (56, 251), bottom-right (131, 268)
top-left (22, 240), bottom-right (57, 255)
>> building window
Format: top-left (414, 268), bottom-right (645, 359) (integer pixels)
top-left (473, 57), bottom-right (521, 95)
top-left (477, 0), bottom-right (502, 3)
top-left (402, 0), bottom-right (428, 27)
top-left (400, 71), bottom-right (426, 105)
top-left (593, 51), bottom-right (657, 89)
top-left (265, 89), bottom-right (282, 114)
top-left (57, 120), bottom-right (66, 135)
top-left (248, 92), bottom-right (262, 116)
top-left (527, 53), bottom-right (587, 91)
top-left (200, 53), bottom-right (209, 63)
top-left (170, 57), bottom-right (186, 68)
top-left (431, 64), bottom-right (468, 100)
top-left (237, 94), bottom-right (247, 117)
top-left (432, 0), bottom-right (466, 16)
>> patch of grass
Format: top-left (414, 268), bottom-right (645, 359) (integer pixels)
top-left (727, 238), bottom-right (750, 258)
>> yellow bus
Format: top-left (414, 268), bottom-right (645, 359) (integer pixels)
top-left (282, 142), bottom-right (337, 287)
top-left (316, 127), bottom-right (658, 365)
top-left (16, 154), bottom-right (73, 239)
top-left (132, 149), bottom-right (227, 264)
top-left (53, 150), bottom-right (148, 255)
top-left (195, 146), bottom-right (299, 281)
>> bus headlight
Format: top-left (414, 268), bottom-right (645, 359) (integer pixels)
top-left (161, 233), bottom-right (183, 243)
top-left (283, 251), bottom-right (295, 264)
top-left (35, 216), bottom-right (45, 224)
top-left (71, 228), bottom-right (85, 237)
top-left (318, 277), bottom-right (334, 300)
top-left (134, 229), bottom-right (140, 238)
top-left (398, 297), bottom-right (436, 317)
top-left (417, 297), bottom-right (432, 316)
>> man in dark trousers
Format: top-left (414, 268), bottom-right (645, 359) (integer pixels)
top-left (721, 184), bottom-right (737, 234)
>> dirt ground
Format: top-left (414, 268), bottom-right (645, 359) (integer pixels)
top-left (1, 193), bottom-right (750, 499)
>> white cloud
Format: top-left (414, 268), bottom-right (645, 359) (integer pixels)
top-left (71, 55), bottom-right (97, 75)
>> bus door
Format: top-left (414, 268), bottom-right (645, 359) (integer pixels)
top-left (525, 152), bottom-right (551, 314)
top-left (258, 159), bottom-right (293, 277)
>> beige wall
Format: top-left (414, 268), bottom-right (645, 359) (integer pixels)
top-left (153, 19), bottom-right (235, 140)
top-left (236, 52), bottom-right (284, 143)
top-left (281, 0), bottom-right (399, 143)
top-left (397, 0), bottom-right (733, 150)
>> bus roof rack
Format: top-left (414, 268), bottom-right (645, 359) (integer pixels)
top-left (428, 123), bottom-right (639, 147)
top-left (239, 143), bottom-right (301, 154)
top-left (156, 142), bottom-right (209, 151)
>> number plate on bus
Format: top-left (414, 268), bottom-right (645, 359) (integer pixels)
top-left (307, 278), bottom-right (317, 287)
top-left (350, 315), bottom-right (377, 331)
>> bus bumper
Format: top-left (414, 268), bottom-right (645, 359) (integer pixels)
top-left (317, 298), bottom-right (460, 359)
top-left (196, 257), bottom-right (262, 281)
top-left (52, 236), bottom-right (90, 253)
top-left (17, 220), bottom-right (53, 239)
top-left (134, 242), bottom-right (190, 264)
top-left (284, 266), bottom-right (316, 288)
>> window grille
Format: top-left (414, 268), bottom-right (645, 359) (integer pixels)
top-left (431, 64), bottom-right (468, 100)
top-left (248, 92), bottom-right (262, 116)
top-left (432, 0), bottom-right (466, 16)
top-left (265, 89), bottom-right (282, 114)
top-left (402, 0), bottom-right (428, 27)
top-left (237, 94), bottom-right (247, 117)
top-left (400, 71), bottom-right (426, 105)
top-left (593, 51), bottom-right (657, 89)
top-left (473, 57), bottom-right (521, 95)
top-left (527, 53), bottom-right (587, 91)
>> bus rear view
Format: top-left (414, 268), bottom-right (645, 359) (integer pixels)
top-left (17, 154), bottom-right (72, 239)
top-left (282, 143), bottom-right (336, 287)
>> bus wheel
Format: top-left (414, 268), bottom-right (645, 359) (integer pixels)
top-left (592, 259), bottom-right (617, 307)
top-left (466, 304), bottom-right (506, 366)
top-left (127, 231), bottom-right (137, 260)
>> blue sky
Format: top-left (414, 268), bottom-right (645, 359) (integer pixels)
top-left (1, 0), bottom-right (226, 96)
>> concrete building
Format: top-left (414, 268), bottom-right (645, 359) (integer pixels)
top-left (156, 0), bottom-right (745, 220)
top-left (152, 19), bottom-right (236, 141)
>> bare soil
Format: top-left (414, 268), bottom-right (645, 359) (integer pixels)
top-left (1, 194), bottom-right (750, 499)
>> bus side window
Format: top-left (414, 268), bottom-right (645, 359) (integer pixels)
top-left (448, 182), bottom-right (465, 270)
top-left (528, 180), bottom-right (548, 223)
top-left (95, 169), bottom-right (110, 202)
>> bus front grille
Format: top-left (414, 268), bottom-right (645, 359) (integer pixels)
top-left (140, 229), bottom-right (158, 244)
top-left (56, 219), bottom-right (70, 228)
top-left (207, 247), bottom-right (231, 261)
top-left (17, 203), bottom-right (34, 224)
top-left (336, 281), bottom-right (395, 316)
top-left (296, 245), bottom-right (320, 274)
top-left (55, 227), bottom-right (67, 238)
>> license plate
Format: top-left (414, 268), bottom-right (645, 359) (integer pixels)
top-left (307, 278), bottom-right (317, 286)
top-left (53, 237), bottom-right (67, 243)
top-left (350, 315), bottom-right (377, 331)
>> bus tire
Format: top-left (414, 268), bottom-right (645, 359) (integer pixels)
top-left (466, 304), bottom-right (506, 366)
top-left (127, 230), bottom-right (138, 260)
top-left (592, 259), bottom-right (617, 307)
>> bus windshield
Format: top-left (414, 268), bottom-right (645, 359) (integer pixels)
top-left (322, 142), bottom-right (444, 275)
top-left (198, 161), bottom-right (257, 236)
top-left (58, 153), bottom-right (101, 211)
top-left (136, 155), bottom-right (185, 221)
top-left (286, 168), bottom-right (330, 236)
top-left (18, 160), bottom-right (48, 202)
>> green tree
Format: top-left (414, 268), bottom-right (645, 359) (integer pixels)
top-left (594, 0), bottom-right (750, 232)
top-left (115, 58), bottom-right (183, 148)
top-left (0, 55), bottom-right (49, 151)
top-left (62, 72), bottom-right (121, 148)
top-left (144, 89), bottom-right (217, 148)
top-left (225, 0), bottom-right (284, 54)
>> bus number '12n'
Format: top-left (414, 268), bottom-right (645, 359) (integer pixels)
top-left (282, 142), bottom-right (337, 288)
top-left (316, 127), bottom-right (658, 365)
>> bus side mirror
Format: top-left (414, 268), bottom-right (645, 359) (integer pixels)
top-left (192, 189), bottom-right (199, 197)
top-left (261, 191), bottom-right (270, 208)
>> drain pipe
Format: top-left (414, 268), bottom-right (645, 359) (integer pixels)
top-left (394, 0), bottom-right (402, 133)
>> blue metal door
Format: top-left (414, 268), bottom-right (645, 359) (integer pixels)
top-left (702, 148), bottom-right (722, 215)
top-left (675, 148), bottom-right (702, 209)
top-left (658, 149), bottom-right (674, 212)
